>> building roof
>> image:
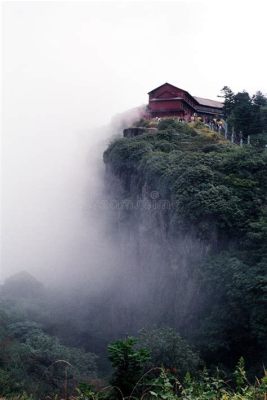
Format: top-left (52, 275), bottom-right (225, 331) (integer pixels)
top-left (194, 96), bottom-right (223, 108)
top-left (148, 83), bottom-right (223, 110)
top-left (148, 82), bottom-right (198, 106)
top-left (147, 82), bottom-right (183, 94)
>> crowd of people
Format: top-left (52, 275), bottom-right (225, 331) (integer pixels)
top-left (175, 114), bottom-right (225, 133)
top-left (148, 114), bottom-right (254, 147)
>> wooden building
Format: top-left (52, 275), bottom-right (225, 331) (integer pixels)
top-left (148, 83), bottom-right (223, 121)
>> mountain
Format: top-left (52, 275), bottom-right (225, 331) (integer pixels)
top-left (103, 118), bottom-right (267, 370)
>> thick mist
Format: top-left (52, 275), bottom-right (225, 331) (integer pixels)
top-left (2, 119), bottom-right (113, 286)
top-left (1, 4), bottom-right (266, 384)
top-left (2, 87), bottom-right (143, 291)
top-left (1, 2), bottom-right (149, 287)
top-left (2, 0), bottom-right (266, 290)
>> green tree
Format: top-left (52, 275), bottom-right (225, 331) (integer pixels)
top-left (0, 306), bottom-right (97, 398)
top-left (220, 86), bottom-right (267, 138)
top-left (230, 91), bottom-right (253, 136)
top-left (252, 91), bottom-right (267, 108)
top-left (138, 328), bottom-right (201, 378)
top-left (220, 86), bottom-right (235, 119)
top-left (108, 337), bottom-right (150, 397)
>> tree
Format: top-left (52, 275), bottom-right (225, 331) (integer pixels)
top-left (220, 86), bottom-right (235, 119)
top-left (252, 91), bottom-right (267, 108)
top-left (0, 306), bottom-right (97, 398)
top-left (219, 86), bottom-right (267, 138)
top-left (108, 337), bottom-right (150, 397)
top-left (138, 328), bottom-right (201, 378)
top-left (230, 91), bottom-right (254, 136)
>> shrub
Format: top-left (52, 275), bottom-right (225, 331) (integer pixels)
top-left (108, 337), bottom-right (150, 397)
top-left (138, 328), bottom-right (201, 379)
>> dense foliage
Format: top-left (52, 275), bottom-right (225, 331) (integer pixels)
top-left (104, 119), bottom-right (267, 371)
top-left (82, 338), bottom-right (266, 400)
top-left (107, 337), bottom-right (150, 397)
top-left (0, 301), bottom-right (97, 397)
top-left (1, 114), bottom-right (267, 398)
top-left (220, 86), bottom-right (267, 142)
top-left (138, 328), bottom-right (201, 377)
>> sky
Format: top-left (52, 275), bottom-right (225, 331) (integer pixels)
top-left (3, 0), bottom-right (267, 126)
top-left (1, 0), bottom-right (267, 283)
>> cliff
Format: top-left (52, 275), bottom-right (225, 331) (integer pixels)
top-left (103, 119), bottom-right (267, 368)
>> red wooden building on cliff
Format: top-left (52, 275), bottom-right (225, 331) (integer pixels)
top-left (147, 83), bottom-right (223, 121)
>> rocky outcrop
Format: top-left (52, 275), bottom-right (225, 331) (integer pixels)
top-left (123, 127), bottom-right (158, 138)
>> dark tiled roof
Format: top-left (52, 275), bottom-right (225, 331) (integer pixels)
top-left (194, 96), bottom-right (223, 108)
top-left (148, 83), bottom-right (224, 110)
top-left (148, 82), bottom-right (183, 94)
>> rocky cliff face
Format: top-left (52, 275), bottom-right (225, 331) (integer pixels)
top-left (102, 166), bottom-right (211, 336)
top-left (123, 127), bottom-right (158, 138)
top-left (102, 119), bottom-right (267, 353)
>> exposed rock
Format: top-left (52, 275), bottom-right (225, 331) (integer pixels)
top-left (123, 126), bottom-right (158, 138)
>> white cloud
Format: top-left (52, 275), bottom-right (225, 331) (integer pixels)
top-left (1, 0), bottom-right (267, 282)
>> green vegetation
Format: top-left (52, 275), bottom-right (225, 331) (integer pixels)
top-left (108, 337), bottom-right (150, 398)
top-left (0, 304), bottom-right (97, 398)
top-left (220, 86), bottom-right (267, 143)
top-left (138, 328), bottom-right (201, 378)
top-left (104, 119), bottom-right (267, 371)
top-left (76, 337), bottom-right (267, 400)
top-left (1, 106), bottom-right (267, 398)
top-left (2, 348), bottom-right (267, 400)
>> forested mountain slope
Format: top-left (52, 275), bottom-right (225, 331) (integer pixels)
top-left (1, 119), bottom-right (266, 398)
top-left (104, 119), bottom-right (267, 371)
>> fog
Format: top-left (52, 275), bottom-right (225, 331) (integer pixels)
top-left (2, 1), bottom-right (267, 285)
